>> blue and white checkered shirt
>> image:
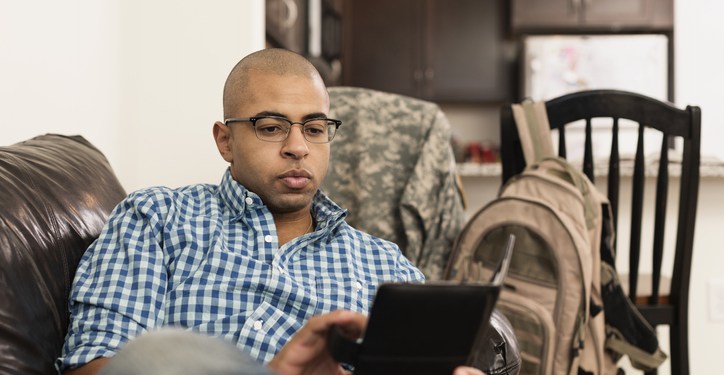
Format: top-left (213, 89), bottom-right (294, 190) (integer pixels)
top-left (57, 169), bottom-right (424, 371)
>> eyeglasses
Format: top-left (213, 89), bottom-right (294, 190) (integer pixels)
top-left (224, 116), bottom-right (342, 144)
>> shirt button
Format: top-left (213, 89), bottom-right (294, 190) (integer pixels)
top-left (355, 281), bottom-right (363, 292)
top-left (253, 320), bottom-right (263, 331)
top-left (264, 235), bottom-right (273, 243)
top-left (244, 197), bottom-right (253, 205)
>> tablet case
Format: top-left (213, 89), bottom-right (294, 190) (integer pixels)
top-left (328, 234), bottom-right (515, 375)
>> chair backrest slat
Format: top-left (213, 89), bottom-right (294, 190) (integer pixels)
top-left (651, 136), bottom-right (670, 303)
top-left (629, 124), bottom-right (646, 300)
top-left (558, 125), bottom-right (567, 158)
top-left (608, 117), bottom-right (621, 251)
top-left (584, 118), bottom-right (594, 182)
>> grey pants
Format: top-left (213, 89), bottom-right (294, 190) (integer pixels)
top-left (99, 329), bottom-right (274, 375)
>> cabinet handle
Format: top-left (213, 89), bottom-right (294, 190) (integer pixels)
top-left (414, 69), bottom-right (424, 82)
top-left (570, 0), bottom-right (581, 13)
top-left (425, 68), bottom-right (435, 80)
top-left (280, 0), bottom-right (298, 29)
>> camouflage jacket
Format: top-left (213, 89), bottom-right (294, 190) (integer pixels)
top-left (323, 87), bottom-right (466, 280)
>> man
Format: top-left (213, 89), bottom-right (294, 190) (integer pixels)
top-left (58, 48), bottom-right (483, 375)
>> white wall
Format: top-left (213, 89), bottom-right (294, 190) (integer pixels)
top-left (675, 0), bottom-right (724, 162)
top-left (674, 2), bottom-right (724, 374)
top-left (0, 1), bottom-right (121, 170)
top-left (0, 0), bottom-right (265, 192)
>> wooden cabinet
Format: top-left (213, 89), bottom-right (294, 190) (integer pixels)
top-left (512, 0), bottom-right (673, 32)
top-left (266, 0), bottom-right (307, 53)
top-left (320, 0), bottom-right (342, 60)
top-left (342, 0), bottom-right (513, 103)
top-left (426, 1), bottom-right (513, 102)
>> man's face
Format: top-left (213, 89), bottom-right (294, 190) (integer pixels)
top-left (214, 72), bottom-right (331, 215)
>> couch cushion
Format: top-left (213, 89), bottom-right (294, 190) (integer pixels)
top-left (0, 134), bottom-right (126, 374)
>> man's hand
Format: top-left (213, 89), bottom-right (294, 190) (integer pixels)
top-left (267, 309), bottom-right (486, 375)
top-left (268, 310), bottom-right (366, 375)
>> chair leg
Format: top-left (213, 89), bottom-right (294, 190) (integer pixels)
top-left (669, 321), bottom-right (689, 375)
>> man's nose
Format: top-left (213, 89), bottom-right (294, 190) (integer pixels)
top-left (281, 124), bottom-right (310, 159)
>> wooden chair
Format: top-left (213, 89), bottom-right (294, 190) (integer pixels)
top-left (500, 89), bottom-right (701, 375)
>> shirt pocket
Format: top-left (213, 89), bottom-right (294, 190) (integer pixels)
top-left (314, 276), bottom-right (373, 313)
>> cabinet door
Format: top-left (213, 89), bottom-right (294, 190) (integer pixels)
top-left (342, 0), bottom-right (423, 98)
top-left (266, 0), bottom-right (307, 53)
top-left (321, 0), bottom-right (343, 60)
top-left (512, 0), bottom-right (580, 30)
top-left (584, 0), bottom-right (672, 30)
top-left (427, 0), bottom-right (511, 102)
top-left (512, 0), bottom-right (673, 31)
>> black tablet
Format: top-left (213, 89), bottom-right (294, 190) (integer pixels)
top-left (328, 234), bottom-right (515, 375)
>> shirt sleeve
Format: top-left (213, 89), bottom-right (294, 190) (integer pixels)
top-left (391, 241), bottom-right (427, 284)
top-left (57, 190), bottom-right (170, 371)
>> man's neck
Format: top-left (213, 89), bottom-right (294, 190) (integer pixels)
top-left (274, 211), bottom-right (314, 247)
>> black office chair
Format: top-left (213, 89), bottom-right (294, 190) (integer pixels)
top-left (500, 89), bottom-right (701, 375)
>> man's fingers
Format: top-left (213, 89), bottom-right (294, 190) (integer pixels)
top-left (453, 366), bottom-right (486, 375)
top-left (294, 310), bottom-right (367, 347)
top-left (307, 310), bottom-right (367, 336)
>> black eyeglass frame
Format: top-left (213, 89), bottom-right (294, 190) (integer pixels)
top-left (224, 116), bottom-right (342, 143)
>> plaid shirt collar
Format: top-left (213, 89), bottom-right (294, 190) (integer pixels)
top-left (216, 168), bottom-right (347, 231)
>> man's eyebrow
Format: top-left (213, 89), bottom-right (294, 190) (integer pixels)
top-left (253, 111), bottom-right (328, 120)
top-left (254, 111), bottom-right (285, 118)
top-left (303, 112), bottom-right (328, 120)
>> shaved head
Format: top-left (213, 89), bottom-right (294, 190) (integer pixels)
top-left (223, 48), bottom-right (325, 119)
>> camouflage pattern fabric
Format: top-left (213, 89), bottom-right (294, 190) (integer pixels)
top-left (323, 87), bottom-right (466, 280)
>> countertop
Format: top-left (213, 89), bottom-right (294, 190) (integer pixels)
top-left (457, 154), bottom-right (724, 179)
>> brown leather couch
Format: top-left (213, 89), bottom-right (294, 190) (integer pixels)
top-left (0, 134), bottom-right (126, 374)
top-left (0, 133), bottom-right (519, 375)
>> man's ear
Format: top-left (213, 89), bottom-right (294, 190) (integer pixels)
top-left (213, 121), bottom-right (234, 163)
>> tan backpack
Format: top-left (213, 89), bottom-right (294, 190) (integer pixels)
top-left (445, 100), bottom-right (666, 374)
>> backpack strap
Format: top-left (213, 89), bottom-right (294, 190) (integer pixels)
top-left (511, 99), bottom-right (556, 164)
top-left (606, 335), bottom-right (667, 371)
top-left (541, 157), bottom-right (596, 231)
top-left (601, 263), bottom-right (668, 371)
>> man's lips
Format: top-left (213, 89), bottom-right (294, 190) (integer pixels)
top-left (279, 169), bottom-right (313, 189)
